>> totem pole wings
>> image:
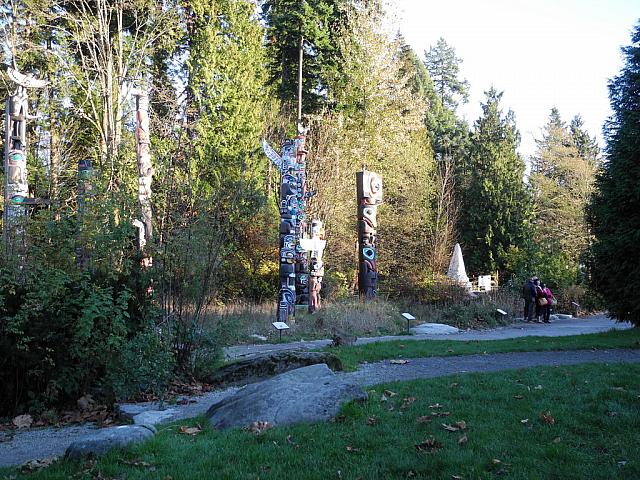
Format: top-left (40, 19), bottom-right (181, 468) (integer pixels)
top-left (5, 66), bottom-right (48, 89)
top-left (262, 139), bottom-right (283, 171)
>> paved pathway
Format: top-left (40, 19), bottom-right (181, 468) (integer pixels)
top-left (1, 315), bottom-right (636, 469)
top-left (225, 314), bottom-right (632, 359)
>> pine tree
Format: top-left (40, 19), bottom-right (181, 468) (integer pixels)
top-left (262, 0), bottom-right (347, 118)
top-left (460, 88), bottom-right (530, 276)
top-left (424, 37), bottom-right (469, 110)
top-left (588, 22), bottom-right (640, 324)
top-left (530, 108), bottom-right (596, 285)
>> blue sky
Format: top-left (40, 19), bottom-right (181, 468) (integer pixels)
top-left (393, 0), bottom-right (638, 158)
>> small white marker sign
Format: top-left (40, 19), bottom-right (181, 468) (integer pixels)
top-left (401, 313), bottom-right (415, 321)
top-left (272, 322), bottom-right (290, 330)
top-left (496, 309), bottom-right (507, 316)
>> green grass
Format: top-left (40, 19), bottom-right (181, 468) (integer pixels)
top-left (9, 363), bottom-right (640, 479)
top-left (326, 328), bottom-right (640, 370)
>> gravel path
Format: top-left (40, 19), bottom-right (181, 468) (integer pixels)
top-left (224, 314), bottom-right (632, 359)
top-left (1, 315), bottom-right (636, 469)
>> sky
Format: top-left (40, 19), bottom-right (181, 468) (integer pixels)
top-left (392, 0), bottom-right (638, 159)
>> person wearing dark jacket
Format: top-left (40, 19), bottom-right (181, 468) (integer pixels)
top-left (522, 277), bottom-right (536, 322)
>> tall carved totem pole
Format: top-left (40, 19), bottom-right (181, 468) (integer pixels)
top-left (3, 67), bottom-right (47, 255)
top-left (132, 89), bottom-right (153, 251)
top-left (357, 170), bottom-right (383, 297)
top-left (263, 132), bottom-right (317, 322)
top-left (262, 36), bottom-right (326, 323)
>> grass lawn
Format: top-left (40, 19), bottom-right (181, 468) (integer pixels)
top-left (9, 362), bottom-right (640, 479)
top-left (327, 328), bottom-right (640, 370)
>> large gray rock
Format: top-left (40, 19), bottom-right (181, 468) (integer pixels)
top-left (132, 409), bottom-right (178, 426)
top-left (64, 424), bottom-right (156, 460)
top-left (410, 323), bottom-right (460, 335)
top-left (204, 351), bottom-right (343, 387)
top-left (207, 364), bottom-right (366, 429)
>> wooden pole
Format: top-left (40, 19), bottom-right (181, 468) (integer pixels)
top-left (297, 36), bottom-right (303, 129)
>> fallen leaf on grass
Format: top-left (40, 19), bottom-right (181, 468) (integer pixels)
top-left (416, 416), bottom-right (432, 423)
top-left (442, 421), bottom-right (466, 432)
top-left (429, 403), bottom-right (443, 409)
top-left (346, 445), bottom-right (360, 453)
top-left (513, 395), bottom-right (524, 400)
top-left (399, 344), bottom-right (405, 349)
top-left (534, 385), bottom-right (543, 390)
top-left (452, 475), bottom-right (464, 479)
top-left (332, 415), bottom-right (347, 423)
top-left (390, 359), bottom-right (409, 365)
top-left (13, 414), bottom-right (33, 429)
top-left (401, 397), bottom-right (417, 409)
top-left (458, 434), bottom-right (468, 445)
top-left (20, 457), bottom-right (57, 472)
top-left (606, 411), bottom-right (618, 417)
top-left (415, 437), bottom-right (442, 452)
top-left (179, 425), bottom-right (202, 436)
top-left (552, 437), bottom-right (561, 444)
top-left (539, 411), bottom-right (555, 425)
top-left (618, 461), bottom-right (627, 466)
top-left (447, 349), bottom-right (454, 353)
top-left (367, 416), bottom-right (378, 425)
top-left (122, 458), bottom-right (154, 468)
top-left (248, 421), bottom-right (272, 434)
top-left (286, 435), bottom-right (299, 447)
top-left (432, 411), bottom-right (451, 417)
top-left (449, 383), bottom-right (459, 388)
top-left (520, 419), bottom-right (529, 424)
top-left (383, 390), bottom-right (397, 397)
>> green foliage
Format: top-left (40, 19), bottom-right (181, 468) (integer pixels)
top-left (529, 108), bottom-right (596, 281)
top-left (0, 266), bottom-right (151, 415)
top-left (588, 22), bottom-right (640, 325)
top-left (424, 37), bottom-right (470, 110)
top-left (262, 0), bottom-right (348, 117)
top-left (459, 88), bottom-right (531, 276)
top-left (104, 327), bottom-right (175, 403)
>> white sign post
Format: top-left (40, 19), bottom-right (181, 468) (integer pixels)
top-left (272, 321), bottom-right (290, 342)
top-left (401, 312), bottom-right (415, 333)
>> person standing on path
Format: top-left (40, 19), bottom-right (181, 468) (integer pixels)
top-left (541, 283), bottom-right (554, 323)
top-left (534, 278), bottom-right (546, 323)
top-left (522, 277), bottom-right (536, 322)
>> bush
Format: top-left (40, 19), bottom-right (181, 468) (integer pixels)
top-left (0, 262), bottom-right (160, 416)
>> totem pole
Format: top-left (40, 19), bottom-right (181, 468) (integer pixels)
top-left (356, 170), bottom-right (383, 297)
top-left (262, 36), bottom-right (327, 321)
top-left (76, 159), bottom-right (94, 269)
top-left (301, 219), bottom-right (326, 313)
top-left (2, 67), bottom-right (47, 255)
top-left (262, 132), bottom-right (309, 323)
top-left (132, 89), bottom-right (153, 250)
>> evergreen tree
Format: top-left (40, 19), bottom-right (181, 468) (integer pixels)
top-left (588, 22), bottom-right (640, 324)
top-left (262, 0), bottom-right (347, 118)
top-left (569, 115), bottom-right (599, 164)
top-left (460, 88), bottom-right (529, 276)
top-left (529, 108), bottom-right (596, 286)
top-left (424, 37), bottom-right (469, 110)
top-left (306, 1), bottom-right (436, 295)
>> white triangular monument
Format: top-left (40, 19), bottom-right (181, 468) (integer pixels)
top-left (447, 243), bottom-right (472, 290)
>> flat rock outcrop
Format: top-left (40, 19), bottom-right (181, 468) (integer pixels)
top-left (207, 364), bottom-right (366, 429)
top-left (204, 351), bottom-right (343, 387)
top-left (64, 424), bottom-right (156, 460)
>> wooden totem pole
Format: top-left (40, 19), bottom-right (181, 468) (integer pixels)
top-left (357, 170), bottom-right (383, 298)
top-left (3, 67), bottom-right (47, 257)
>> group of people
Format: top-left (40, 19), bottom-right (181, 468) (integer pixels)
top-left (522, 276), bottom-right (556, 323)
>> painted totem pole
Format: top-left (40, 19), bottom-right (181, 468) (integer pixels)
top-left (132, 89), bottom-right (153, 250)
top-left (305, 219), bottom-right (326, 313)
top-left (263, 131), bottom-right (310, 322)
top-left (3, 67), bottom-right (47, 254)
top-left (356, 170), bottom-right (383, 297)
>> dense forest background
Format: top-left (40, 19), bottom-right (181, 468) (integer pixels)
top-left (0, 0), bottom-right (636, 415)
